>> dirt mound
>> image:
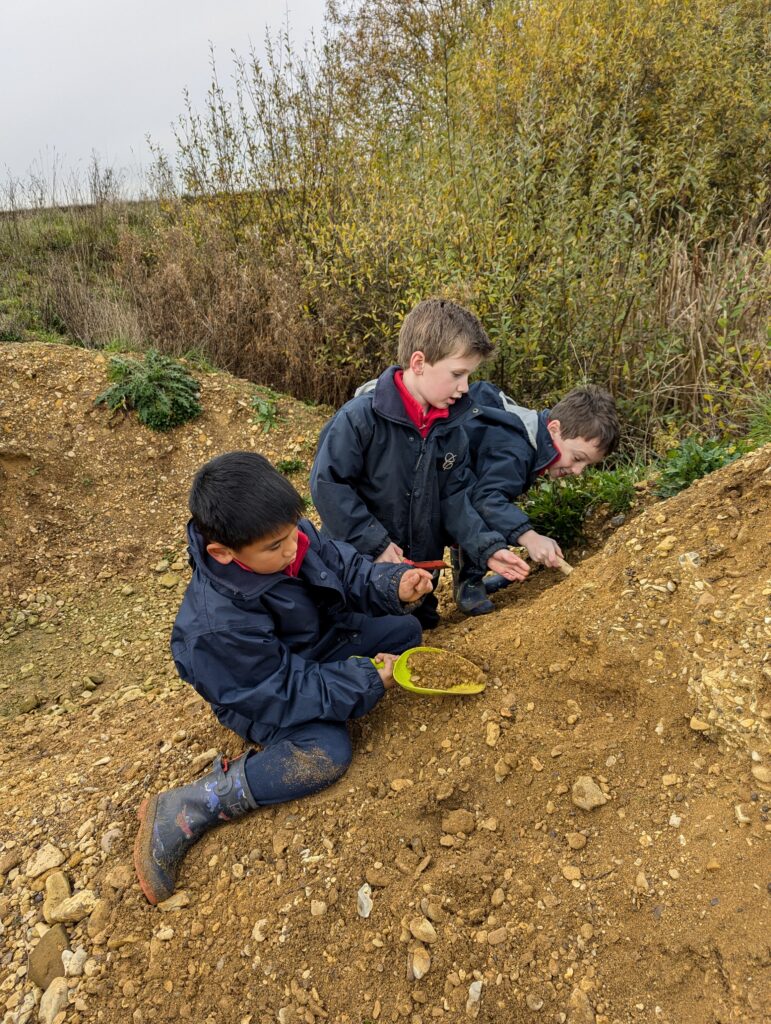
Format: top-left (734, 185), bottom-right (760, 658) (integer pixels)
top-left (1, 343), bottom-right (769, 1024)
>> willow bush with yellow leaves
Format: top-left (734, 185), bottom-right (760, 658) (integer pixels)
top-left (17, 0), bottom-right (771, 445)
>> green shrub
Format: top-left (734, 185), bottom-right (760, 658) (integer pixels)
top-left (276, 458), bottom-right (304, 475)
top-left (251, 391), bottom-right (279, 432)
top-left (95, 349), bottom-right (202, 431)
top-left (654, 437), bottom-right (745, 498)
top-left (524, 465), bottom-right (641, 548)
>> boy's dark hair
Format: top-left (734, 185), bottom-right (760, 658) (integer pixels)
top-left (189, 451), bottom-right (305, 550)
top-left (550, 386), bottom-right (620, 455)
top-left (397, 298), bottom-right (494, 366)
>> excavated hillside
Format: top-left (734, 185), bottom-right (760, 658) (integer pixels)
top-left (0, 342), bottom-right (769, 1024)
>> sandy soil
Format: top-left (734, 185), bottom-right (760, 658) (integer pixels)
top-left (1, 342), bottom-right (769, 1024)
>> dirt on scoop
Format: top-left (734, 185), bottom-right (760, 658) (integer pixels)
top-left (406, 648), bottom-right (485, 690)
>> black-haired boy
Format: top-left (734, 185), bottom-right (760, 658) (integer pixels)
top-left (134, 451), bottom-right (431, 905)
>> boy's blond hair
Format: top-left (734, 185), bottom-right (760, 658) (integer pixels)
top-left (397, 298), bottom-right (494, 367)
top-left (550, 386), bottom-right (620, 455)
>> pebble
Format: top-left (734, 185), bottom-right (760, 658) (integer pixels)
top-left (466, 980), bottom-right (483, 1018)
top-left (38, 977), bottom-right (69, 1024)
top-left (100, 827), bottom-right (123, 854)
top-left (49, 889), bottom-right (98, 923)
top-left (526, 993), bottom-right (544, 1011)
top-left (155, 926), bottom-right (175, 940)
top-left (750, 765), bottom-right (771, 786)
top-left (571, 777), bottom-right (608, 811)
top-left (441, 809), bottom-right (475, 834)
top-left (310, 900), bottom-right (327, 917)
top-left (485, 722), bottom-right (500, 747)
top-left (566, 832), bottom-right (587, 850)
top-left (158, 891), bottom-right (190, 912)
top-left (43, 872), bottom-right (72, 923)
top-left (63, 946), bottom-right (88, 978)
top-left (409, 944), bottom-right (431, 980)
top-left (252, 918), bottom-right (269, 942)
top-left (487, 927), bottom-right (507, 945)
top-left (357, 883), bottom-right (373, 919)
top-left (409, 917), bottom-right (437, 943)
top-left (390, 778), bottom-right (413, 792)
top-left (103, 864), bottom-right (134, 890)
top-left (562, 865), bottom-right (581, 881)
top-left (567, 986), bottom-right (595, 1023)
top-left (25, 843), bottom-right (65, 879)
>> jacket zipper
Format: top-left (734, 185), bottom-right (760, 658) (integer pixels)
top-left (408, 437), bottom-right (428, 556)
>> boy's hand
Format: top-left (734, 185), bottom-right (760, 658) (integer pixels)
top-left (398, 567), bottom-right (434, 603)
top-left (518, 530), bottom-right (564, 567)
top-left (375, 541), bottom-right (404, 564)
top-left (486, 548), bottom-right (530, 581)
top-left (374, 653), bottom-right (399, 689)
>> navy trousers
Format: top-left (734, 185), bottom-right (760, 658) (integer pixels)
top-left (243, 613), bottom-right (421, 805)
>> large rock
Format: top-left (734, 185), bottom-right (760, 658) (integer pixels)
top-left (28, 924), bottom-right (69, 990)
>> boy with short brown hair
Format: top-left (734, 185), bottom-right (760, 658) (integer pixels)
top-left (454, 383), bottom-right (621, 613)
top-left (310, 298), bottom-right (529, 629)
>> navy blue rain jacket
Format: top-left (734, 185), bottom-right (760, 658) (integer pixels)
top-left (310, 367), bottom-right (507, 565)
top-left (171, 519), bottom-right (412, 744)
top-left (464, 382), bottom-right (558, 545)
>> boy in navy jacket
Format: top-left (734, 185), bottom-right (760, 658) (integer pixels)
top-left (455, 384), bottom-right (620, 613)
top-left (134, 451), bottom-right (432, 905)
top-left (310, 299), bottom-right (529, 628)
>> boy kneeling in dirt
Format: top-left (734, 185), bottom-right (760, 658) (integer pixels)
top-left (454, 385), bottom-right (621, 615)
top-left (310, 298), bottom-right (529, 630)
top-left (134, 451), bottom-right (432, 905)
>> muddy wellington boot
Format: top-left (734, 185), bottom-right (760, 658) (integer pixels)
top-left (451, 547), bottom-right (494, 616)
top-left (134, 752), bottom-right (257, 905)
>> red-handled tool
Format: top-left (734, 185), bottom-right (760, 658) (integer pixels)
top-left (403, 558), bottom-right (448, 570)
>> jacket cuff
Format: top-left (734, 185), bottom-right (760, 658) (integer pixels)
top-left (511, 519), bottom-right (533, 544)
top-left (477, 534), bottom-right (508, 568)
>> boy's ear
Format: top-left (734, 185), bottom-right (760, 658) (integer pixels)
top-left (547, 418), bottom-right (562, 442)
top-left (407, 350), bottom-right (426, 375)
top-left (206, 542), bottom-right (235, 565)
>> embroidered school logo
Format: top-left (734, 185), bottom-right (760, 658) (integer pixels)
top-left (441, 451), bottom-right (457, 471)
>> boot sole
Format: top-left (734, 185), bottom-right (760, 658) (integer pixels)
top-left (134, 795), bottom-right (163, 906)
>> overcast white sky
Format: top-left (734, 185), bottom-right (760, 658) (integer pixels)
top-left (0, 0), bottom-right (327, 200)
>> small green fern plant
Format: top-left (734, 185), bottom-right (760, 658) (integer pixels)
top-left (95, 350), bottom-right (202, 431)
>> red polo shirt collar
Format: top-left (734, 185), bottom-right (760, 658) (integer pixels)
top-left (394, 370), bottom-right (449, 437)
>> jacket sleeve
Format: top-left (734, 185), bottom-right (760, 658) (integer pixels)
top-left (181, 621), bottom-right (385, 730)
top-left (310, 409), bottom-right (391, 558)
top-left (470, 423), bottom-right (536, 544)
top-left (306, 522), bottom-right (412, 615)
top-left (437, 434), bottom-right (509, 566)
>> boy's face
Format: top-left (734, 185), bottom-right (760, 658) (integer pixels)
top-left (407, 347), bottom-right (483, 410)
top-left (207, 522), bottom-right (299, 574)
top-left (546, 420), bottom-right (605, 478)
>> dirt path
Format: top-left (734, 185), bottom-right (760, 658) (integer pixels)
top-left (1, 343), bottom-right (769, 1024)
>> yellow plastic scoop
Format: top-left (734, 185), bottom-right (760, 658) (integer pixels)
top-left (373, 646), bottom-right (486, 696)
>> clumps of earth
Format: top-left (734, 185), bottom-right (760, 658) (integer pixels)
top-left (1, 343), bottom-right (769, 1024)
